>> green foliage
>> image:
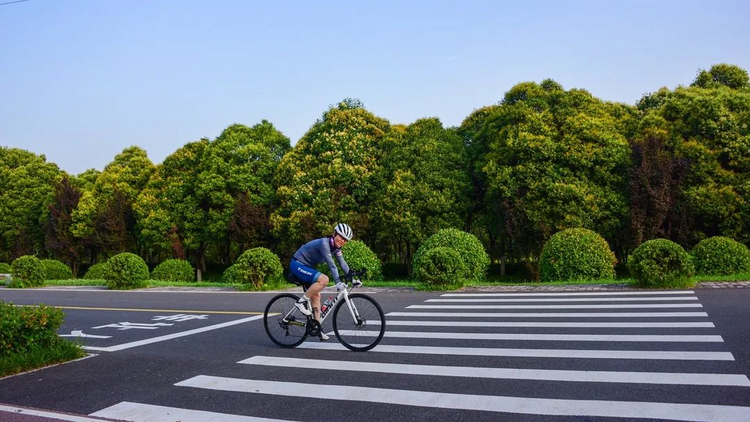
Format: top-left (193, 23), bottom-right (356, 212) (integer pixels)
top-left (628, 239), bottom-right (694, 288)
top-left (0, 263), bottom-right (11, 273)
top-left (10, 256), bottom-right (45, 288)
top-left (691, 236), bottom-right (750, 276)
top-left (233, 247), bottom-right (284, 289)
top-left (83, 263), bottom-right (109, 280)
top-left (151, 259), bottom-right (195, 282)
top-left (41, 259), bottom-right (74, 280)
top-left (221, 264), bottom-right (240, 284)
top-left (317, 240), bottom-right (383, 282)
top-left (0, 301), bottom-right (65, 356)
top-left (539, 228), bottom-right (617, 282)
top-left (105, 252), bottom-right (149, 289)
top-left (691, 64), bottom-right (749, 90)
top-left (413, 229), bottom-right (489, 282)
top-left (414, 247), bottom-right (468, 288)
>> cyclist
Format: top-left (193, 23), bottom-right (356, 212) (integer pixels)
top-left (290, 223), bottom-right (359, 341)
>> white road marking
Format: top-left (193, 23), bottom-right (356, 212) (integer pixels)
top-left (408, 304), bottom-right (703, 309)
top-left (82, 315), bottom-right (264, 352)
top-left (0, 404), bottom-right (109, 422)
top-left (386, 312), bottom-right (709, 318)
top-left (370, 320), bottom-right (715, 328)
top-left (175, 376), bottom-right (750, 421)
top-left (90, 401), bottom-right (293, 422)
top-left (427, 297), bottom-right (699, 302)
top-left (335, 330), bottom-right (724, 342)
top-left (441, 291), bottom-right (696, 297)
top-left (59, 330), bottom-right (112, 339)
top-left (296, 342), bottom-right (735, 360)
top-left (239, 355), bottom-right (750, 387)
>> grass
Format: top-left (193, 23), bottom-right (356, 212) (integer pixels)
top-left (0, 339), bottom-right (86, 378)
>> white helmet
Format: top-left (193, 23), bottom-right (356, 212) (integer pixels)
top-left (334, 223), bottom-right (353, 241)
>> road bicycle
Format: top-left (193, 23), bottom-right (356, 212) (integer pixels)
top-left (263, 269), bottom-right (386, 352)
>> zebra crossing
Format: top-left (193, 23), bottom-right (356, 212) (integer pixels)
top-left (90, 290), bottom-right (750, 421)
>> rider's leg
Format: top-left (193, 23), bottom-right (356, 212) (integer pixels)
top-left (305, 274), bottom-right (329, 321)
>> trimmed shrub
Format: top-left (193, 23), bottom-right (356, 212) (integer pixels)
top-left (317, 240), bottom-right (383, 282)
top-left (691, 236), bottom-right (750, 276)
top-left (151, 259), bottom-right (195, 282)
top-left (83, 263), bottom-right (109, 280)
top-left (41, 259), bottom-right (74, 280)
top-left (628, 239), bottom-right (694, 288)
top-left (413, 229), bottom-right (489, 282)
top-left (10, 256), bottom-right (45, 288)
top-left (221, 264), bottom-right (240, 284)
top-left (105, 253), bottom-right (149, 290)
top-left (414, 247), bottom-right (468, 288)
top-left (234, 248), bottom-right (284, 289)
top-left (0, 263), bottom-right (11, 273)
top-left (0, 301), bottom-right (65, 356)
top-left (539, 228), bottom-right (617, 282)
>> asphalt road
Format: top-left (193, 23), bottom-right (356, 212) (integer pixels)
top-left (1, 286), bottom-right (749, 422)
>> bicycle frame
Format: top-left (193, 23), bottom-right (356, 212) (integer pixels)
top-left (281, 281), bottom-right (363, 327)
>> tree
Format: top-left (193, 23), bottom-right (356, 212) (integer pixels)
top-left (0, 148), bottom-right (62, 262)
top-left (271, 100), bottom-right (390, 259)
top-left (691, 63), bottom-right (749, 90)
top-left (44, 177), bottom-right (84, 275)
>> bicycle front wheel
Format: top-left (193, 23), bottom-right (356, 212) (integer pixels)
top-left (264, 293), bottom-right (308, 348)
top-left (332, 293), bottom-right (385, 352)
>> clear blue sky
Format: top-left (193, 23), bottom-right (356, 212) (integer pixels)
top-left (2, 0), bottom-right (748, 175)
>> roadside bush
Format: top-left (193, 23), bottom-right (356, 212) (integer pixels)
top-left (691, 236), bottom-right (750, 276)
top-left (151, 259), bottom-right (195, 282)
top-left (414, 247), bottom-right (468, 288)
top-left (317, 240), bottom-right (383, 282)
top-left (41, 259), bottom-right (74, 280)
top-left (234, 248), bottom-right (284, 289)
top-left (0, 301), bottom-right (65, 356)
top-left (10, 256), bottom-right (45, 288)
top-left (83, 263), bottom-right (109, 280)
top-left (413, 229), bottom-right (489, 282)
top-left (221, 264), bottom-right (240, 284)
top-left (539, 228), bottom-right (617, 282)
top-left (628, 239), bottom-right (694, 288)
top-left (105, 253), bottom-right (149, 290)
top-left (0, 263), bottom-right (11, 273)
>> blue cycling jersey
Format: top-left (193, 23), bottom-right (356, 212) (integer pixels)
top-left (292, 237), bottom-right (350, 284)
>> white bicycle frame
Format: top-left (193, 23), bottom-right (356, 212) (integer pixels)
top-left (282, 280), bottom-right (363, 326)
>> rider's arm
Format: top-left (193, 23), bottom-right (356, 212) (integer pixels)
top-left (335, 250), bottom-right (350, 280)
top-left (322, 241), bottom-right (343, 284)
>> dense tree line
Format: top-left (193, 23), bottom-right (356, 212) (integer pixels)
top-left (1, 64), bottom-right (748, 280)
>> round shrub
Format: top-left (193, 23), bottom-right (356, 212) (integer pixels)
top-left (83, 263), bottom-right (109, 280)
top-left (414, 247), bottom-right (468, 288)
top-left (105, 253), bottom-right (149, 290)
top-left (41, 259), bottom-right (74, 280)
top-left (234, 248), bottom-right (284, 289)
top-left (413, 229), bottom-right (489, 282)
top-left (539, 228), bottom-right (617, 282)
top-left (10, 255), bottom-right (46, 288)
top-left (628, 239), bottom-right (694, 288)
top-left (0, 263), bottom-right (11, 273)
top-left (221, 264), bottom-right (240, 284)
top-left (317, 240), bottom-right (383, 282)
top-left (691, 236), bottom-right (750, 276)
top-left (151, 259), bottom-right (195, 282)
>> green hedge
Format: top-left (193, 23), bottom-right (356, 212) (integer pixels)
top-left (628, 239), bottom-right (694, 288)
top-left (0, 301), bottom-right (65, 356)
top-left (151, 259), bottom-right (195, 282)
top-left (10, 256), bottom-right (45, 288)
top-left (539, 228), bottom-right (617, 282)
top-left (83, 263), bottom-right (109, 280)
top-left (233, 248), bottom-right (284, 289)
top-left (0, 263), bottom-right (11, 273)
top-left (691, 236), bottom-right (750, 276)
top-left (41, 259), bottom-right (74, 280)
top-left (414, 247), bottom-right (468, 288)
top-left (413, 229), bottom-right (489, 282)
top-left (105, 253), bottom-right (149, 290)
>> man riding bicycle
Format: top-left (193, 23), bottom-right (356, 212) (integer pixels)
top-left (290, 223), bottom-right (360, 341)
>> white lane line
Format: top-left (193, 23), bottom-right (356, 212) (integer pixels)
top-left (441, 291), bottom-right (696, 297)
top-left (82, 315), bottom-right (264, 352)
top-left (371, 320), bottom-right (716, 328)
top-left (176, 376), bottom-right (750, 421)
top-left (408, 304), bottom-right (703, 309)
top-left (296, 342), bottom-right (735, 361)
top-left (239, 355), bottom-right (750, 387)
top-left (427, 297), bottom-right (699, 302)
top-left (90, 401), bottom-right (293, 422)
top-left (0, 405), bottom-right (109, 422)
top-left (336, 330), bottom-right (724, 343)
top-left (386, 312), bottom-right (709, 318)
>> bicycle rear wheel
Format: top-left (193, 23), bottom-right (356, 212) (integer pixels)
top-left (264, 293), bottom-right (308, 348)
top-left (332, 293), bottom-right (385, 352)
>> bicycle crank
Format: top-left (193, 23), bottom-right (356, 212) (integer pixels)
top-left (305, 319), bottom-right (321, 336)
